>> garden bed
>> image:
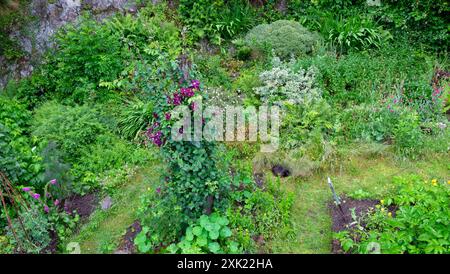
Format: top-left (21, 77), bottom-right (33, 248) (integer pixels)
top-left (63, 193), bottom-right (98, 220)
top-left (115, 220), bottom-right (142, 254)
top-left (329, 197), bottom-right (378, 254)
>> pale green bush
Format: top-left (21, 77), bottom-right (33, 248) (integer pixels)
top-left (244, 20), bottom-right (321, 59)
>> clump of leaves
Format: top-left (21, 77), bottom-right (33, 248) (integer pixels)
top-left (117, 99), bottom-right (154, 141)
top-left (166, 212), bottom-right (241, 254)
top-left (326, 15), bottom-right (392, 53)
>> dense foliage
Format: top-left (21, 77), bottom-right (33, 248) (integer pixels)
top-left (335, 176), bottom-right (450, 254)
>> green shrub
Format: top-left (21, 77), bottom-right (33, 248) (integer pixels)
top-left (230, 174), bottom-right (294, 243)
top-left (71, 134), bottom-right (151, 193)
top-left (392, 111), bottom-right (423, 157)
top-left (31, 101), bottom-right (106, 161)
top-left (337, 103), bottom-right (425, 155)
top-left (335, 176), bottom-right (450, 254)
top-left (135, 192), bottom-right (186, 253)
top-left (7, 69), bottom-right (51, 109)
top-left (0, 96), bottom-right (43, 187)
top-left (372, 0), bottom-right (449, 50)
top-left (44, 6), bottom-right (181, 104)
top-left (295, 45), bottom-right (437, 115)
top-left (281, 99), bottom-right (336, 150)
top-left (244, 20), bottom-right (321, 59)
top-left (178, 0), bottom-right (257, 44)
top-left (48, 16), bottom-right (124, 104)
top-left (194, 54), bottom-right (232, 89)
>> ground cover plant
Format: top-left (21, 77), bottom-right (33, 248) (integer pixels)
top-left (0, 0), bottom-right (448, 255)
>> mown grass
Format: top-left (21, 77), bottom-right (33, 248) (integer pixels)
top-left (64, 165), bottom-right (161, 254)
top-left (267, 145), bottom-right (449, 253)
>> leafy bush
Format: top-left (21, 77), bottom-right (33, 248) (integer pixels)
top-left (281, 99), bottom-right (336, 149)
top-left (335, 176), bottom-right (450, 254)
top-left (48, 16), bottom-right (124, 104)
top-left (178, 0), bottom-right (257, 44)
top-left (244, 20), bottom-right (321, 59)
top-left (391, 110), bottom-right (423, 156)
top-left (371, 0), bottom-right (449, 50)
top-left (135, 193), bottom-right (186, 253)
top-left (337, 102), bottom-right (425, 156)
top-left (31, 101), bottom-right (106, 161)
top-left (44, 6), bottom-right (181, 104)
top-left (254, 57), bottom-right (321, 105)
top-left (227, 173), bottom-right (294, 247)
top-left (71, 134), bottom-right (151, 194)
top-left (0, 97), bottom-right (42, 187)
top-left (3, 69), bottom-right (51, 109)
top-left (295, 45), bottom-right (439, 116)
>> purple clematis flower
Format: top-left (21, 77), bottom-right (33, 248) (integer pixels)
top-left (172, 92), bottom-right (182, 106)
top-left (32, 193), bottom-right (40, 199)
top-left (44, 205), bottom-right (49, 213)
top-left (190, 79), bottom-right (200, 89)
top-left (22, 187), bottom-right (31, 192)
top-left (50, 179), bottom-right (57, 185)
top-left (181, 87), bottom-right (194, 97)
